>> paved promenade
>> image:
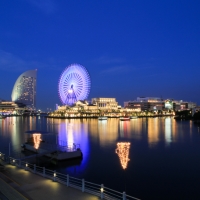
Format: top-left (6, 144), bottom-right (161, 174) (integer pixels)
top-left (0, 161), bottom-right (99, 200)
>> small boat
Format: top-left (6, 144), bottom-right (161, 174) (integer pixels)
top-left (21, 130), bottom-right (83, 161)
top-left (98, 116), bottom-right (108, 120)
top-left (130, 116), bottom-right (138, 119)
top-left (120, 117), bottom-right (130, 121)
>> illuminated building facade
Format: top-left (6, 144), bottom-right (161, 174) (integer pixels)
top-left (11, 70), bottom-right (37, 110)
top-left (124, 97), bottom-right (164, 111)
top-left (173, 100), bottom-right (196, 110)
top-left (92, 98), bottom-right (119, 110)
top-left (124, 97), bottom-right (196, 111)
top-left (0, 100), bottom-right (26, 114)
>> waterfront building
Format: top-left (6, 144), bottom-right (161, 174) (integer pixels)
top-left (124, 97), bottom-right (196, 112)
top-left (55, 100), bottom-right (99, 117)
top-left (11, 69), bottom-right (37, 110)
top-left (124, 97), bottom-right (164, 111)
top-left (0, 100), bottom-right (25, 114)
top-left (52, 98), bottom-right (121, 117)
top-left (192, 106), bottom-right (200, 116)
top-left (91, 98), bottom-right (119, 110)
top-left (173, 100), bottom-right (196, 110)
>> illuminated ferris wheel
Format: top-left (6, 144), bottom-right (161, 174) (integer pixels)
top-left (58, 63), bottom-right (91, 106)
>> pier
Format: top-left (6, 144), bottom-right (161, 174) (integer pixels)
top-left (0, 152), bottom-right (140, 200)
top-left (0, 162), bottom-right (98, 200)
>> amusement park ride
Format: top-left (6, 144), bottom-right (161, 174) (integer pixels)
top-left (58, 63), bottom-right (91, 106)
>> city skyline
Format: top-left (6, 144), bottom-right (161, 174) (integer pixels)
top-left (0, 1), bottom-right (200, 110)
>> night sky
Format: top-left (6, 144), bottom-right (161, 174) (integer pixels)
top-left (0, 1), bottom-right (200, 111)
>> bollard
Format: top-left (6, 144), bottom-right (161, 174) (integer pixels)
top-left (43, 167), bottom-right (45, 177)
top-left (100, 184), bottom-right (104, 199)
top-left (123, 191), bottom-right (126, 200)
top-left (66, 174), bottom-right (69, 186)
top-left (82, 179), bottom-right (85, 192)
top-left (34, 164), bottom-right (36, 173)
top-left (53, 170), bottom-right (56, 182)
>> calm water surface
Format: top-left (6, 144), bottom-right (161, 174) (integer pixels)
top-left (0, 116), bottom-right (200, 200)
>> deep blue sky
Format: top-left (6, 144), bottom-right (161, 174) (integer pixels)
top-left (0, 0), bottom-right (200, 111)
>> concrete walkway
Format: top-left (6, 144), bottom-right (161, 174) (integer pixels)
top-left (0, 161), bottom-right (99, 200)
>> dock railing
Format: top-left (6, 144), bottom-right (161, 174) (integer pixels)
top-left (0, 152), bottom-right (140, 200)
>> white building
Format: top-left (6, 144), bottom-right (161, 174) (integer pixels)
top-left (91, 98), bottom-right (119, 110)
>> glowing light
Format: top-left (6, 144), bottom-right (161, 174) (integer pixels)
top-left (115, 142), bottom-right (131, 169)
top-left (33, 133), bottom-right (41, 149)
top-left (58, 63), bottom-right (91, 106)
top-left (68, 89), bottom-right (73, 93)
top-left (26, 163), bottom-right (28, 167)
top-left (54, 172), bottom-right (56, 177)
top-left (100, 188), bottom-right (104, 193)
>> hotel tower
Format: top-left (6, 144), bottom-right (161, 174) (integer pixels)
top-left (11, 69), bottom-right (37, 110)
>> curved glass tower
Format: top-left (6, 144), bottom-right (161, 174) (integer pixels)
top-left (11, 69), bottom-right (37, 109)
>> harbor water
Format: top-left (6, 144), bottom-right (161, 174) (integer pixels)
top-left (0, 116), bottom-right (200, 200)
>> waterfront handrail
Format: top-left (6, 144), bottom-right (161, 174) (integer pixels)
top-left (0, 152), bottom-right (140, 200)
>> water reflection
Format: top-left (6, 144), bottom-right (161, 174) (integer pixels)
top-left (165, 118), bottom-right (172, 146)
top-left (119, 121), bottom-right (131, 138)
top-left (55, 118), bottom-right (90, 172)
top-left (0, 117), bottom-right (185, 153)
top-left (97, 119), bottom-right (118, 146)
top-left (148, 118), bottom-right (160, 148)
top-left (116, 142), bottom-right (131, 169)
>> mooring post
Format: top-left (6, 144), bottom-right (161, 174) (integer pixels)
top-left (53, 170), bottom-right (56, 182)
top-left (123, 191), bottom-right (126, 200)
top-left (82, 179), bottom-right (85, 192)
top-left (100, 184), bottom-right (104, 199)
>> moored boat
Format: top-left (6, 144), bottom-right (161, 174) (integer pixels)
top-left (120, 117), bottom-right (130, 121)
top-left (130, 116), bottom-right (138, 119)
top-left (21, 130), bottom-right (83, 161)
top-left (98, 116), bottom-right (108, 120)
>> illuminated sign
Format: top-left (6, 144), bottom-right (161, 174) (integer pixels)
top-left (33, 133), bottom-right (41, 149)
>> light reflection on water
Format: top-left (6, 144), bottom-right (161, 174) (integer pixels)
top-left (97, 119), bottom-right (118, 146)
top-left (0, 117), bottom-right (194, 152)
top-left (0, 116), bottom-right (200, 199)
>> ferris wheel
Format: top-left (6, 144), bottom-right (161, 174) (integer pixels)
top-left (58, 63), bottom-right (91, 106)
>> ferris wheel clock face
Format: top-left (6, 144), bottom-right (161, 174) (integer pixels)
top-left (58, 64), bottom-right (91, 106)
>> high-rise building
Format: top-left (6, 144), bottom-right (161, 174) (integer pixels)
top-left (11, 69), bottom-right (37, 110)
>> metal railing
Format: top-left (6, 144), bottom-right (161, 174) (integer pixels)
top-left (0, 152), bottom-right (140, 200)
